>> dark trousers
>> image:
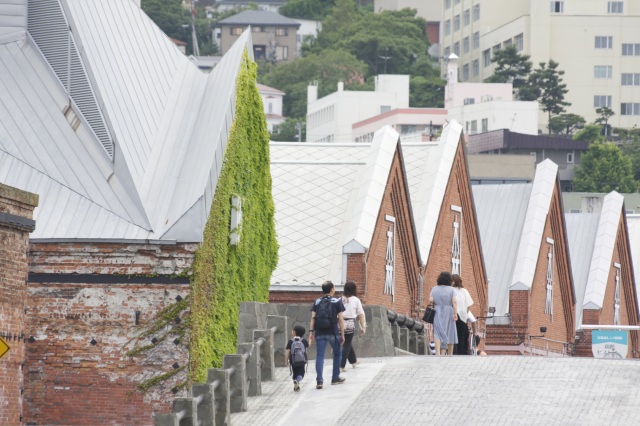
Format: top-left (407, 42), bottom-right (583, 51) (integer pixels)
top-left (340, 332), bottom-right (357, 368)
top-left (454, 318), bottom-right (469, 355)
top-left (291, 365), bottom-right (306, 381)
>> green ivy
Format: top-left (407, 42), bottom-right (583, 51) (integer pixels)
top-left (188, 50), bottom-right (278, 383)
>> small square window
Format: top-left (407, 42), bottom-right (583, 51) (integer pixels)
top-left (608, 1), bottom-right (623, 13)
top-left (550, 1), bottom-right (564, 13)
top-left (622, 43), bottom-right (640, 56)
top-left (595, 36), bottom-right (613, 49)
top-left (594, 65), bottom-right (613, 79)
top-left (567, 153), bottom-right (574, 164)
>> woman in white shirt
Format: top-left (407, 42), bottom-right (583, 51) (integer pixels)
top-left (452, 274), bottom-right (474, 355)
top-left (340, 280), bottom-right (366, 371)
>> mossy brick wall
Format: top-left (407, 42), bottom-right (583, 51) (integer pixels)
top-left (189, 50), bottom-right (278, 382)
top-left (0, 184), bottom-right (38, 426)
top-left (24, 242), bottom-right (195, 426)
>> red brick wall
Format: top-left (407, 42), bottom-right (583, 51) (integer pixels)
top-left (360, 150), bottom-right (421, 318)
top-left (24, 242), bottom-right (196, 426)
top-left (423, 141), bottom-right (487, 322)
top-left (0, 184), bottom-right (38, 426)
top-left (575, 310), bottom-right (599, 357)
top-left (269, 291), bottom-right (322, 304)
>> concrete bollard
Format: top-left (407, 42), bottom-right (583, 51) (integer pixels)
top-left (238, 342), bottom-right (262, 396)
top-left (206, 369), bottom-right (230, 426)
top-left (399, 327), bottom-right (409, 351)
top-left (409, 330), bottom-right (418, 354)
top-left (173, 397), bottom-right (198, 426)
top-left (155, 414), bottom-right (179, 426)
top-left (253, 328), bottom-right (276, 381)
top-left (391, 323), bottom-right (400, 348)
top-left (267, 315), bottom-right (289, 367)
top-left (416, 334), bottom-right (427, 355)
top-left (223, 354), bottom-right (248, 413)
top-left (192, 383), bottom-right (216, 426)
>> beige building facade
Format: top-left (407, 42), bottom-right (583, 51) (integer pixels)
top-left (440, 0), bottom-right (640, 129)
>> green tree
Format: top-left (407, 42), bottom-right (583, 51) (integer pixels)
top-left (485, 45), bottom-right (532, 97)
top-left (549, 113), bottom-right (586, 136)
top-left (270, 118), bottom-right (306, 141)
top-left (259, 49), bottom-right (368, 118)
top-left (280, 0), bottom-right (334, 20)
top-left (594, 107), bottom-right (615, 136)
top-left (573, 141), bottom-right (637, 192)
top-left (410, 75), bottom-right (445, 108)
top-left (619, 127), bottom-right (640, 180)
top-left (142, 0), bottom-right (190, 42)
top-left (533, 60), bottom-right (571, 125)
top-left (573, 124), bottom-right (604, 143)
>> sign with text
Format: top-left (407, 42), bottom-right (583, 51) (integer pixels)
top-left (592, 330), bottom-right (627, 359)
top-left (0, 336), bottom-right (10, 360)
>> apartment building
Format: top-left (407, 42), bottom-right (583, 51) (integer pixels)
top-left (440, 0), bottom-right (640, 129)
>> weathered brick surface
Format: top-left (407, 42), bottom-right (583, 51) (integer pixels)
top-left (0, 184), bottom-right (38, 426)
top-left (423, 141), bottom-right (488, 323)
top-left (24, 243), bottom-right (196, 426)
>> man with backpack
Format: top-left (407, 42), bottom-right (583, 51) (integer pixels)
top-left (309, 281), bottom-right (346, 389)
top-left (285, 324), bottom-right (309, 392)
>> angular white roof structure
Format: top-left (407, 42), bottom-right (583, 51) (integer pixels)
top-left (0, 0), bottom-right (253, 242)
top-left (402, 120), bottom-right (462, 265)
top-left (626, 215), bottom-right (640, 315)
top-left (472, 159), bottom-right (558, 316)
top-left (269, 126), bottom-right (400, 290)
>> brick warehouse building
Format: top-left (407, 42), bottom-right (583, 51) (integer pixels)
top-left (402, 121), bottom-right (488, 325)
top-left (0, 184), bottom-right (38, 425)
top-left (0, 1), bottom-right (275, 423)
top-left (474, 160), bottom-right (576, 356)
top-left (269, 126), bottom-right (422, 317)
top-left (566, 192), bottom-right (640, 358)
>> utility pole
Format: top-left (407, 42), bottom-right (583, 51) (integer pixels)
top-left (295, 122), bottom-right (302, 142)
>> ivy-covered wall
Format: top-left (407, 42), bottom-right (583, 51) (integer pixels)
top-left (189, 50), bottom-right (278, 382)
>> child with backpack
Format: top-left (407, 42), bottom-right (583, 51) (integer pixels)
top-left (285, 324), bottom-right (309, 392)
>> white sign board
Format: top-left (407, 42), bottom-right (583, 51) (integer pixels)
top-left (592, 330), bottom-right (627, 359)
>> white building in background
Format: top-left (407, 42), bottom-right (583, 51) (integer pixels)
top-left (445, 54), bottom-right (539, 135)
top-left (293, 19), bottom-right (320, 55)
top-left (440, 0), bottom-right (640, 129)
top-left (306, 75), bottom-right (410, 143)
top-left (257, 83), bottom-right (285, 132)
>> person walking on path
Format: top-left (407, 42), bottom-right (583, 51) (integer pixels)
top-left (285, 324), bottom-right (309, 392)
top-left (429, 271), bottom-right (458, 355)
top-left (340, 280), bottom-right (366, 372)
top-left (452, 274), bottom-right (474, 355)
top-left (309, 281), bottom-right (346, 389)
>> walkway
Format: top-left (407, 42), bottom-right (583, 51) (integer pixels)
top-left (231, 355), bottom-right (640, 425)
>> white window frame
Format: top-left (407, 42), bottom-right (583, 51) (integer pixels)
top-left (515, 33), bottom-right (524, 51)
top-left (463, 36), bottom-right (470, 54)
top-left (622, 43), bottom-right (640, 56)
top-left (384, 215), bottom-right (396, 301)
top-left (621, 73), bottom-right (640, 86)
top-left (550, 1), bottom-right (564, 13)
top-left (594, 65), bottom-right (613, 79)
top-left (472, 59), bottom-right (479, 77)
top-left (545, 238), bottom-right (555, 320)
top-left (608, 1), bottom-right (624, 14)
top-left (454, 14), bottom-right (461, 31)
top-left (451, 205), bottom-right (463, 275)
top-left (462, 64), bottom-right (469, 81)
top-left (444, 19), bottom-right (451, 36)
top-left (463, 9), bottom-right (470, 26)
top-left (567, 152), bottom-right (574, 164)
top-left (473, 32), bottom-right (480, 49)
top-left (594, 95), bottom-right (612, 108)
top-left (621, 103), bottom-right (640, 116)
top-left (473, 4), bottom-right (480, 21)
top-left (483, 49), bottom-right (491, 67)
top-left (595, 36), bottom-right (613, 49)
top-left (613, 263), bottom-right (621, 325)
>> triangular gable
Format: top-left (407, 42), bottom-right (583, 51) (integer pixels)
top-left (403, 120), bottom-right (487, 316)
top-left (356, 129), bottom-right (422, 315)
top-left (511, 159), bottom-right (558, 291)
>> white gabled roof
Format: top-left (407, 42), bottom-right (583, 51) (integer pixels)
top-left (510, 159), bottom-right (558, 290)
top-left (402, 120), bottom-right (462, 265)
top-left (565, 212), bottom-right (600, 329)
top-left (473, 183), bottom-right (532, 316)
top-left (270, 126), bottom-right (399, 289)
top-left (0, 0), bottom-right (253, 242)
top-left (582, 192), bottom-right (624, 311)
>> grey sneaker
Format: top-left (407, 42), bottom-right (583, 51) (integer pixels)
top-left (316, 381), bottom-right (323, 389)
top-left (293, 380), bottom-right (300, 392)
top-left (331, 377), bottom-right (346, 385)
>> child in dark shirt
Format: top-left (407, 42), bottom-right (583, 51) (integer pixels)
top-left (285, 324), bottom-right (309, 392)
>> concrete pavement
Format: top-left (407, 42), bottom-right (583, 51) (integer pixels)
top-left (231, 356), bottom-right (640, 425)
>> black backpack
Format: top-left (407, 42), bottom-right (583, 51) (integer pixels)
top-left (290, 337), bottom-right (307, 368)
top-left (315, 296), bottom-right (333, 330)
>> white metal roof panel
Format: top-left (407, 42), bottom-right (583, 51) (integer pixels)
top-left (564, 212), bottom-right (600, 328)
top-left (510, 159), bottom-right (558, 290)
top-left (344, 126), bottom-right (398, 250)
top-left (583, 191), bottom-right (624, 312)
top-left (473, 183), bottom-right (532, 316)
top-left (270, 143), bottom-right (370, 163)
top-left (0, 1), bottom-right (26, 44)
top-left (402, 120), bottom-right (461, 265)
